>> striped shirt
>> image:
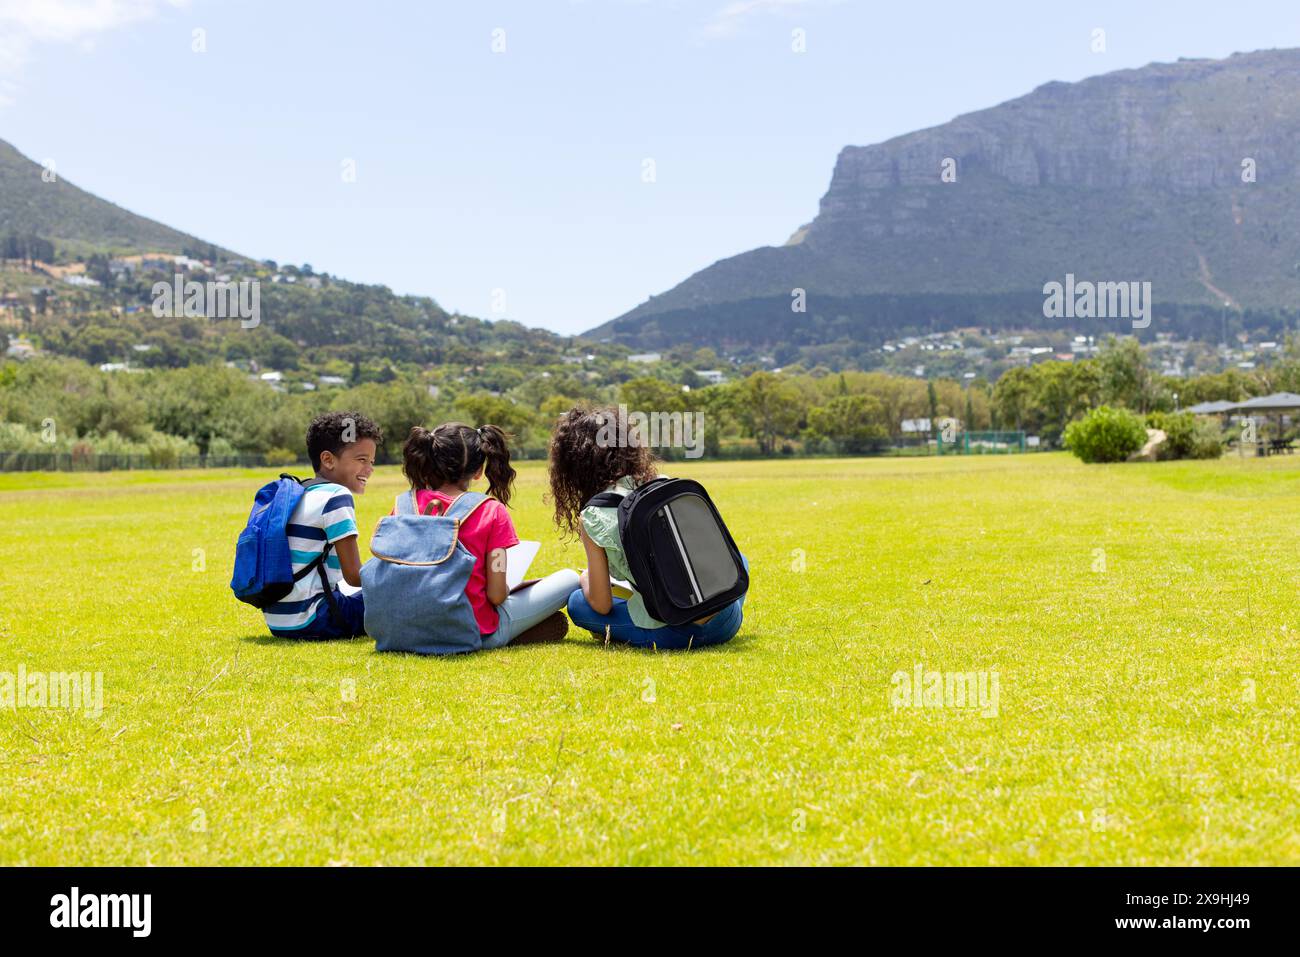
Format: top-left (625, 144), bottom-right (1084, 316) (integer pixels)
top-left (263, 482), bottom-right (358, 634)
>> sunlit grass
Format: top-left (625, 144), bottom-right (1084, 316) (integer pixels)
top-left (1, 452), bottom-right (1297, 865)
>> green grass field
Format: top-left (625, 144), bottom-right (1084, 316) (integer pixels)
top-left (2, 453), bottom-right (1298, 865)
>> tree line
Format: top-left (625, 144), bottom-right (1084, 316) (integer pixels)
top-left (3, 335), bottom-right (1295, 466)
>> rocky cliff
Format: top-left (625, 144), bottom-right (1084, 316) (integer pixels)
top-left (589, 49), bottom-right (1300, 352)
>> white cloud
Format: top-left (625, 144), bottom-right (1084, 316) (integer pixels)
top-left (0, 0), bottom-right (189, 106)
top-left (698, 0), bottom-right (819, 40)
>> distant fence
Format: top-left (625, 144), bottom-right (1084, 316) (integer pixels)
top-left (936, 431), bottom-right (1029, 455)
top-left (1, 434), bottom-right (1035, 472)
top-left (0, 451), bottom-right (282, 472)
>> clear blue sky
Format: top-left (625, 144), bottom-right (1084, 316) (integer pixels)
top-left (2, 0), bottom-right (1298, 335)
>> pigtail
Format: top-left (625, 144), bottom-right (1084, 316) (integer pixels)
top-left (476, 424), bottom-right (516, 506)
top-left (402, 426), bottom-right (444, 491)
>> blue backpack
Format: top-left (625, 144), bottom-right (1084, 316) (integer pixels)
top-left (362, 490), bottom-right (489, 655)
top-left (230, 473), bottom-right (343, 627)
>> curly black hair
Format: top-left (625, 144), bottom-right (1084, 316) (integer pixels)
top-left (547, 405), bottom-right (659, 537)
top-left (306, 410), bottom-right (383, 470)
top-left (402, 422), bottom-right (516, 506)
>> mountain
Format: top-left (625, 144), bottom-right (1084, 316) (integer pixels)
top-left (589, 48), bottom-right (1300, 360)
top-left (0, 137), bottom-right (233, 258)
top-left (0, 138), bottom-right (619, 377)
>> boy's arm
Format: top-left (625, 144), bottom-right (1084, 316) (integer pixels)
top-left (318, 488), bottom-right (360, 586)
top-left (334, 534), bottom-right (362, 587)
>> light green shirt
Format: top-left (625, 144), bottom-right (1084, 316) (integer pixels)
top-left (580, 475), bottom-right (666, 630)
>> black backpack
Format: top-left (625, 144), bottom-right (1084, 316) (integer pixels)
top-left (585, 477), bottom-right (748, 627)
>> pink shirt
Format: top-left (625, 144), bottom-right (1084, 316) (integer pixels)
top-left (410, 490), bottom-right (519, 635)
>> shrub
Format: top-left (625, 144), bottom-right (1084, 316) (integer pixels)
top-left (264, 447), bottom-right (300, 467)
top-left (143, 430), bottom-right (199, 467)
top-left (1145, 411), bottom-right (1223, 460)
top-left (1063, 405), bottom-right (1148, 463)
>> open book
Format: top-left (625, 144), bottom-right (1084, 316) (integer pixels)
top-left (505, 540), bottom-right (541, 590)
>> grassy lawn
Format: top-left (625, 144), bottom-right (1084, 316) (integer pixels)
top-left (1, 452), bottom-right (1298, 865)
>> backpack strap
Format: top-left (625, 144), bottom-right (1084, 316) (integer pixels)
top-left (314, 540), bottom-right (345, 630)
top-left (585, 479), bottom-right (642, 510)
top-left (394, 490), bottom-right (419, 515)
top-left (444, 491), bottom-right (488, 523)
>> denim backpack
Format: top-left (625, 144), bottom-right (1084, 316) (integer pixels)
top-left (362, 490), bottom-right (489, 655)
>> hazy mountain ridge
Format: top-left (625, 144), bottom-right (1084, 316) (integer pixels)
top-left (0, 138), bottom-right (236, 258)
top-left (590, 49), bottom-right (1300, 352)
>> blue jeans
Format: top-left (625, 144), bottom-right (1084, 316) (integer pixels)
top-left (567, 556), bottom-right (749, 650)
top-left (480, 569), bottom-right (581, 650)
top-left (279, 589), bottom-right (366, 640)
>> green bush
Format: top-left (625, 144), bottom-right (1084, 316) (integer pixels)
top-left (264, 447), bottom-right (300, 467)
top-left (1064, 405), bottom-right (1148, 463)
top-left (1145, 411), bottom-right (1222, 460)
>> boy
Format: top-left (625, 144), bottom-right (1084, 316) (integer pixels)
top-left (263, 411), bottom-right (383, 640)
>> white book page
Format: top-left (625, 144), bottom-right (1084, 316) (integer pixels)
top-left (505, 540), bottom-right (541, 590)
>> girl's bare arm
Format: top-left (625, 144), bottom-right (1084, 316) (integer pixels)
top-left (579, 525), bottom-right (613, 615)
top-left (486, 547), bottom-right (509, 606)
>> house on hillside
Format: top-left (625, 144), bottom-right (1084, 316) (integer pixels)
top-left (628, 352), bottom-right (661, 363)
top-left (4, 338), bottom-right (36, 359)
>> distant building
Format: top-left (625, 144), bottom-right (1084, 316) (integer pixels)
top-left (695, 369), bottom-right (727, 385)
top-left (627, 352), bottom-right (661, 363)
top-left (63, 275), bottom-right (101, 288)
top-left (260, 371), bottom-right (283, 382)
top-left (318, 375), bottom-right (347, 387)
top-left (5, 338), bottom-right (36, 359)
top-left (98, 362), bottom-right (129, 372)
top-left (901, 416), bottom-right (961, 435)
